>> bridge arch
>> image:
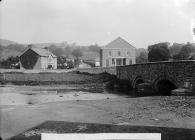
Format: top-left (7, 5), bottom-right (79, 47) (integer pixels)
top-left (153, 76), bottom-right (177, 95)
top-left (132, 76), bottom-right (144, 88)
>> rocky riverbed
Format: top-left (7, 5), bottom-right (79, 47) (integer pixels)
top-left (0, 73), bottom-right (195, 140)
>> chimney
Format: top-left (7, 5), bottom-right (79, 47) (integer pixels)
top-left (28, 44), bottom-right (33, 49)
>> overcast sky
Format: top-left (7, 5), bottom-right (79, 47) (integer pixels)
top-left (0, 0), bottom-right (195, 48)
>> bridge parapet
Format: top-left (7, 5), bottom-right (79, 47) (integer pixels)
top-left (117, 60), bottom-right (195, 91)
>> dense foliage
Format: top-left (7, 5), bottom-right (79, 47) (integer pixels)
top-left (0, 56), bottom-right (20, 69)
top-left (172, 43), bottom-right (195, 60)
top-left (136, 51), bottom-right (148, 64)
top-left (57, 56), bottom-right (74, 69)
top-left (148, 42), bottom-right (170, 62)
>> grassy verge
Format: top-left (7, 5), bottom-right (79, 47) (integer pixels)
top-left (0, 72), bottom-right (116, 86)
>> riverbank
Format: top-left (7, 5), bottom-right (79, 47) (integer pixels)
top-left (0, 72), bottom-right (116, 85)
top-left (1, 72), bottom-right (195, 140)
top-left (1, 93), bottom-right (195, 140)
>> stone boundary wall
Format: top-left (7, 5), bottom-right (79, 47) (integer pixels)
top-left (76, 67), bottom-right (116, 75)
top-left (0, 68), bottom-right (76, 74)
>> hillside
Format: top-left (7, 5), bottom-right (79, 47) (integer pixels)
top-left (0, 38), bottom-right (18, 46)
top-left (0, 38), bottom-right (146, 61)
top-left (0, 39), bottom-right (27, 60)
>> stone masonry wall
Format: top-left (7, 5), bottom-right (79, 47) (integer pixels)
top-left (76, 67), bottom-right (116, 75)
top-left (117, 61), bottom-right (195, 90)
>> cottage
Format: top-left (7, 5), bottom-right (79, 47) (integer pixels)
top-left (100, 37), bottom-right (136, 67)
top-left (20, 46), bottom-right (57, 69)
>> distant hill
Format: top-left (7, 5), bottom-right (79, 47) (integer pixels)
top-left (33, 41), bottom-right (77, 48)
top-left (0, 38), bottom-right (147, 61)
top-left (0, 38), bottom-right (18, 46)
top-left (0, 39), bottom-right (27, 60)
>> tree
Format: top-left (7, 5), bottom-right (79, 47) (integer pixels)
top-left (72, 48), bottom-right (83, 66)
top-left (172, 43), bottom-right (195, 60)
top-left (169, 43), bottom-right (184, 57)
top-left (57, 56), bottom-right (74, 69)
top-left (64, 46), bottom-right (72, 57)
top-left (88, 44), bottom-right (101, 52)
top-left (72, 48), bottom-right (83, 59)
top-left (148, 42), bottom-right (170, 62)
top-left (0, 56), bottom-right (20, 69)
top-left (136, 52), bottom-right (148, 64)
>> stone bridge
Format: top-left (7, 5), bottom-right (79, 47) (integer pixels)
top-left (116, 61), bottom-right (195, 94)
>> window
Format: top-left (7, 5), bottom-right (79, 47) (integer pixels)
top-left (123, 58), bottom-right (126, 65)
top-left (118, 51), bottom-right (121, 56)
top-left (116, 58), bottom-right (122, 66)
top-left (129, 59), bottom-right (132, 65)
top-left (127, 51), bottom-right (130, 56)
top-left (112, 58), bottom-right (115, 65)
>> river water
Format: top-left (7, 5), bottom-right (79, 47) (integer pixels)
top-left (0, 84), bottom-right (128, 106)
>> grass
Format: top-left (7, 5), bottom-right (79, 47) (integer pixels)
top-left (0, 72), bottom-right (116, 86)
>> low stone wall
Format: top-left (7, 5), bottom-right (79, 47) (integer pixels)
top-left (0, 68), bottom-right (76, 73)
top-left (76, 67), bottom-right (116, 75)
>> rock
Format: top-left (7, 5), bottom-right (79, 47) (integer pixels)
top-left (171, 88), bottom-right (193, 96)
top-left (151, 118), bottom-right (159, 121)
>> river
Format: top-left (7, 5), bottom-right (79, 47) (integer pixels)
top-left (0, 84), bottom-right (129, 106)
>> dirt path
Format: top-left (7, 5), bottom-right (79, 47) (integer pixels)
top-left (1, 96), bottom-right (195, 139)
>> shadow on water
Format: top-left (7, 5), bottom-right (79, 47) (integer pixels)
top-left (105, 88), bottom-right (138, 97)
top-left (105, 80), bottom-right (155, 98)
top-left (105, 79), bottom-right (193, 98)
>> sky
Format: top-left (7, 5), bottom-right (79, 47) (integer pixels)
top-left (0, 0), bottom-right (195, 48)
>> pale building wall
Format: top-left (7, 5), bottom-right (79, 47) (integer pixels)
top-left (41, 57), bottom-right (48, 69)
top-left (33, 57), bottom-right (42, 69)
top-left (53, 58), bottom-right (57, 69)
top-left (40, 55), bottom-right (57, 69)
top-left (101, 48), bottom-right (136, 67)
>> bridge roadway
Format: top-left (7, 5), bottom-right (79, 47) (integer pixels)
top-left (116, 60), bottom-right (195, 94)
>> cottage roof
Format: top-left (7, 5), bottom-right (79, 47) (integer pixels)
top-left (20, 47), bottom-right (57, 58)
top-left (104, 37), bottom-right (136, 49)
top-left (31, 48), bottom-right (57, 57)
